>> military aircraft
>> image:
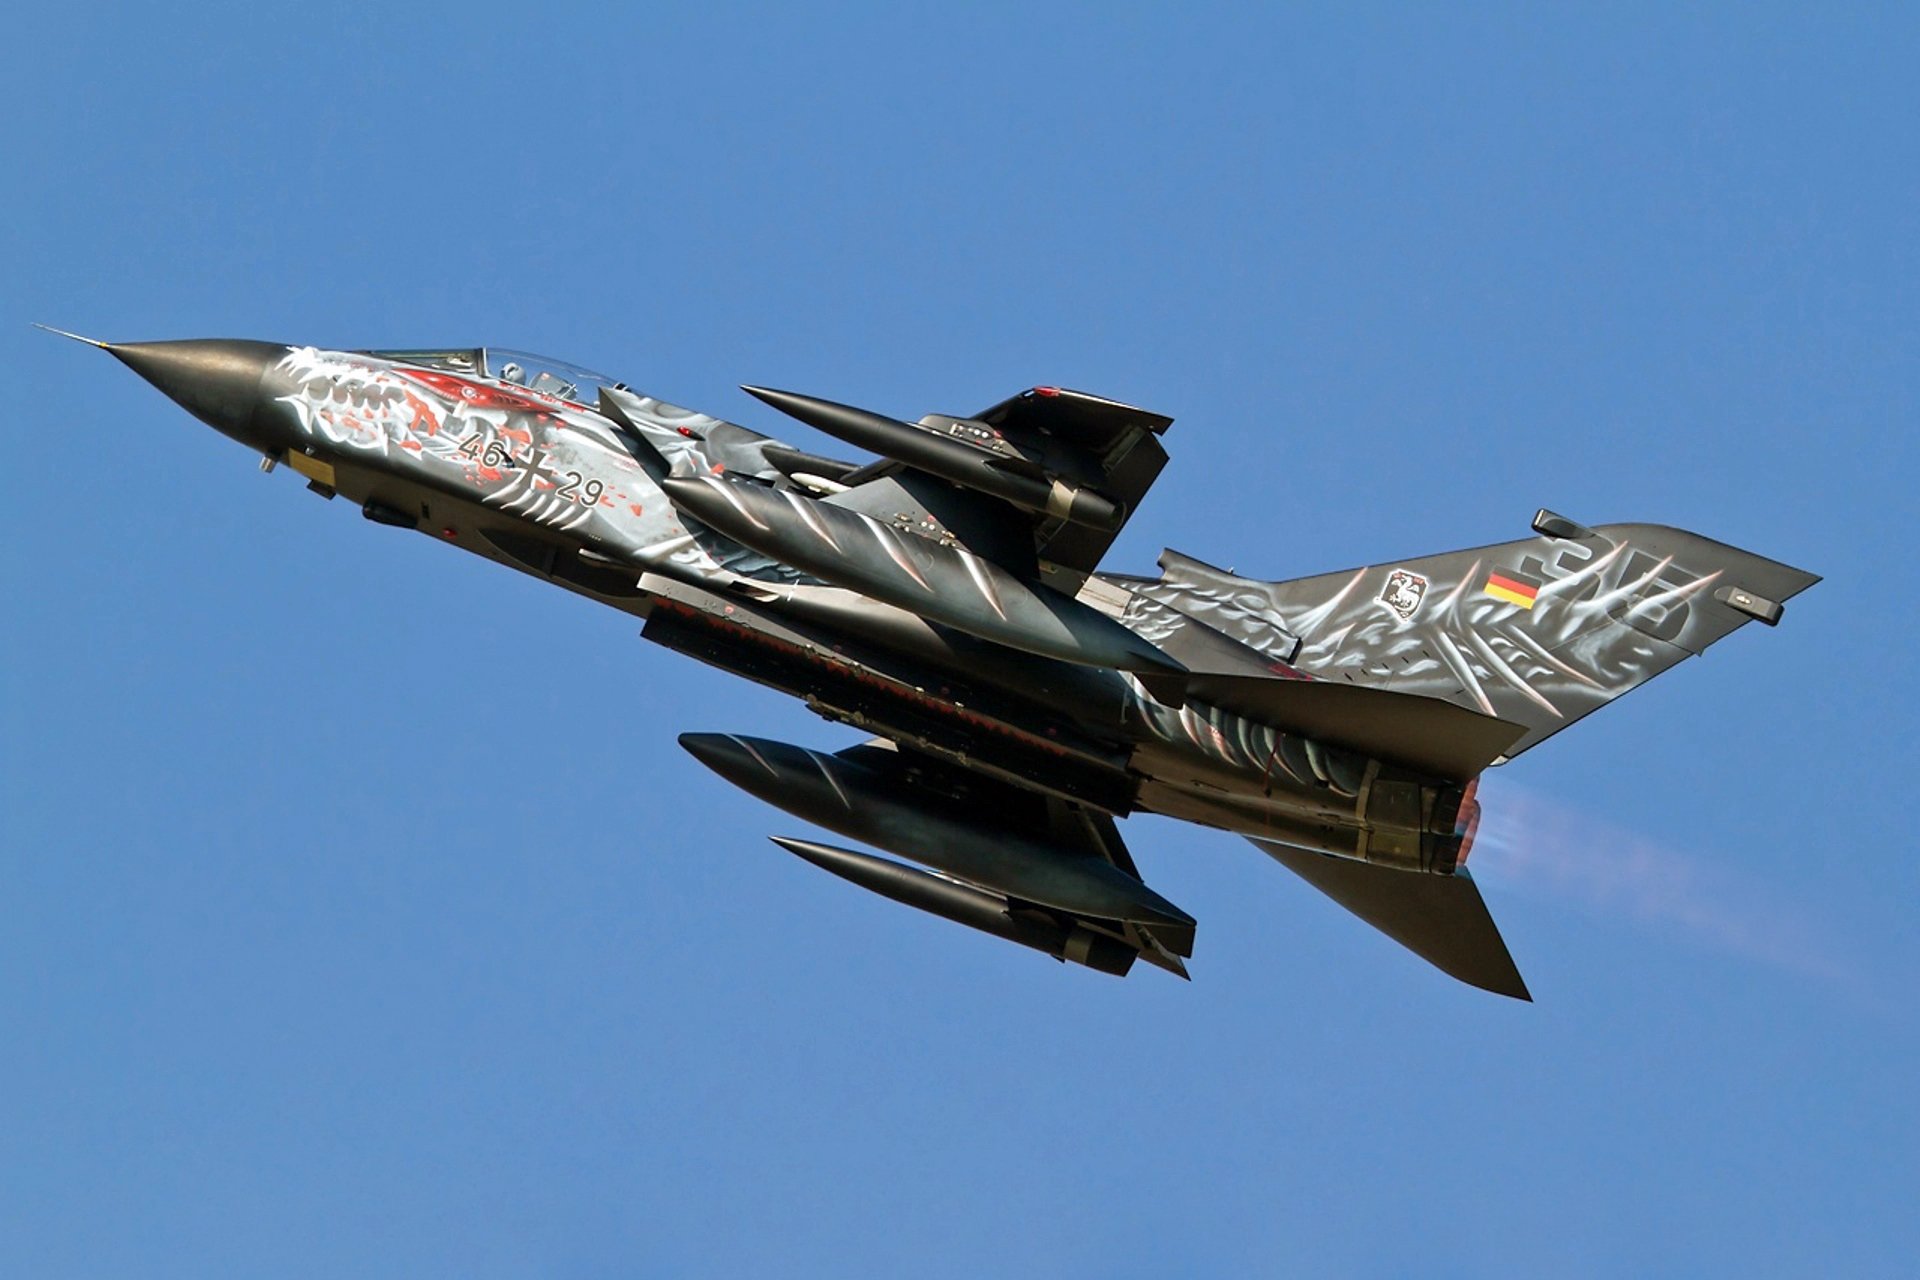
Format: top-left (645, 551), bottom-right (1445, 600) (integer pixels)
top-left (44, 327), bottom-right (1819, 999)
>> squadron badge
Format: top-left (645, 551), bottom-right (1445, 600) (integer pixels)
top-left (1379, 568), bottom-right (1429, 620)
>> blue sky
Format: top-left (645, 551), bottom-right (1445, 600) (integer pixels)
top-left (4, 5), bottom-right (1915, 1275)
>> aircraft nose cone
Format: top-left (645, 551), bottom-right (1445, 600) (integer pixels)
top-left (678, 732), bottom-right (735, 772)
top-left (109, 338), bottom-right (285, 446)
top-left (678, 732), bottom-right (771, 785)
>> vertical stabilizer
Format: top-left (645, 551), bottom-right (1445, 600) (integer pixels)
top-left (1134, 521), bottom-right (1817, 759)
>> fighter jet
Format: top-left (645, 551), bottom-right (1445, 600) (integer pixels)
top-left (46, 328), bottom-right (1819, 998)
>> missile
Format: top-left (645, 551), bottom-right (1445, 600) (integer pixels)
top-left (658, 470), bottom-right (1186, 683)
top-left (742, 386), bottom-right (1123, 531)
top-left (770, 837), bottom-right (1155, 977)
top-left (680, 732), bottom-right (1195, 931)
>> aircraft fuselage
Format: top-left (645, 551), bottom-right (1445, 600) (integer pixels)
top-left (110, 338), bottom-right (1468, 872)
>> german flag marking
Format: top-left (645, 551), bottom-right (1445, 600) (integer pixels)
top-left (1483, 569), bottom-right (1541, 610)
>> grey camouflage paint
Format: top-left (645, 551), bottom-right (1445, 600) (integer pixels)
top-left (88, 333), bottom-right (1814, 995)
top-left (1120, 527), bottom-right (1819, 757)
top-left (269, 346), bottom-right (812, 583)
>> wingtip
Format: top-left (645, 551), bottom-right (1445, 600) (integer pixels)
top-left (33, 323), bottom-right (110, 349)
top-left (1474, 970), bottom-right (1534, 1002)
top-left (1136, 948), bottom-right (1191, 980)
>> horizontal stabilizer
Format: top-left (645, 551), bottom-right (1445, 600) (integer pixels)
top-left (1252, 839), bottom-right (1530, 1000)
top-left (1188, 675), bottom-right (1526, 781)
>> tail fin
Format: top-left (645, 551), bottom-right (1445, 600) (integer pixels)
top-left (1136, 515), bottom-right (1818, 759)
top-left (1252, 838), bottom-right (1530, 999)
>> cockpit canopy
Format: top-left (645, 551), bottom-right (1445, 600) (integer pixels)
top-left (361, 346), bottom-right (622, 406)
top-left (483, 349), bottom-right (622, 404)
